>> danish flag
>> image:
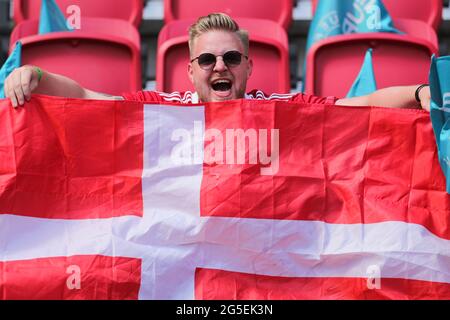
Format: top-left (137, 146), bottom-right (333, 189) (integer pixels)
top-left (0, 95), bottom-right (449, 300)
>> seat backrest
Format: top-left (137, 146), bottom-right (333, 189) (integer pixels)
top-left (13, 0), bottom-right (143, 27)
top-left (10, 19), bottom-right (141, 95)
top-left (164, 0), bottom-right (293, 30)
top-left (305, 32), bottom-right (438, 98)
top-left (382, 0), bottom-right (442, 30)
top-left (311, 0), bottom-right (442, 30)
top-left (156, 18), bottom-right (290, 95)
top-left (10, 17), bottom-right (141, 50)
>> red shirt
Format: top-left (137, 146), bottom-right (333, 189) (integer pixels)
top-left (122, 89), bottom-right (338, 104)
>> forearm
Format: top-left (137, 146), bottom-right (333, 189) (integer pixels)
top-left (35, 69), bottom-right (122, 100)
top-left (336, 85), bottom-right (426, 110)
top-left (34, 70), bottom-right (87, 98)
top-left (366, 85), bottom-right (420, 109)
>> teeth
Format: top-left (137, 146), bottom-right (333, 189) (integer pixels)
top-left (211, 79), bottom-right (232, 92)
top-left (212, 79), bottom-right (231, 85)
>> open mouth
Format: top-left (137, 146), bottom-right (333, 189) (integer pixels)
top-left (211, 79), bottom-right (232, 92)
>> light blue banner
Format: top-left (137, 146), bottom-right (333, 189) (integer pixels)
top-left (306, 0), bottom-right (401, 52)
top-left (429, 55), bottom-right (450, 193)
top-left (0, 42), bottom-right (22, 99)
top-left (39, 0), bottom-right (72, 34)
top-left (346, 48), bottom-right (377, 98)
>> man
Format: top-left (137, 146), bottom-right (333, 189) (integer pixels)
top-left (3, 13), bottom-right (431, 110)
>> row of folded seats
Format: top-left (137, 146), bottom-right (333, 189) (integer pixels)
top-left (7, 0), bottom-right (444, 98)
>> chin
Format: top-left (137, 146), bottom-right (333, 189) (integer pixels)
top-left (201, 90), bottom-right (240, 102)
top-left (206, 93), bottom-right (235, 102)
top-left (212, 96), bottom-right (234, 102)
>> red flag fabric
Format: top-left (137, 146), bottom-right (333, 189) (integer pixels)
top-left (0, 95), bottom-right (448, 300)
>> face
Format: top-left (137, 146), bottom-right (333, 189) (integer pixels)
top-left (188, 30), bottom-right (253, 102)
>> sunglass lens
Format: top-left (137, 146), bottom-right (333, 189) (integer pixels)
top-left (223, 51), bottom-right (242, 65)
top-left (197, 53), bottom-right (216, 67)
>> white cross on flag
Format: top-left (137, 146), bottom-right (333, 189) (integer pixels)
top-left (0, 95), bottom-right (449, 299)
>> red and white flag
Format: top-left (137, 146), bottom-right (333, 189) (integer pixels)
top-left (0, 95), bottom-right (449, 300)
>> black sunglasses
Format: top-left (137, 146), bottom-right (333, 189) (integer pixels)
top-left (190, 50), bottom-right (248, 70)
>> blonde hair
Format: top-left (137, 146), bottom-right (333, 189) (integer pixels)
top-left (188, 13), bottom-right (249, 56)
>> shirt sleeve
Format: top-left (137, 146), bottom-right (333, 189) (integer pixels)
top-left (290, 93), bottom-right (338, 105)
top-left (121, 91), bottom-right (165, 102)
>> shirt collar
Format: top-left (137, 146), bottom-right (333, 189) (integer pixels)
top-left (192, 92), bottom-right (199, 103)
top-left (193, 92), bottom-right (251, 103)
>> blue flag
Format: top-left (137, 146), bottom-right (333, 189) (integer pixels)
top-left (306, 0), bottom-right (401, 53)
top-left (0, 42), bottom-right (22, 99)
top-left (39, 0), bottom-right (72, 34)
top-left (346, 48), bottom-right (377, 98)
top-left (429, 55), bottom-right (450, 193)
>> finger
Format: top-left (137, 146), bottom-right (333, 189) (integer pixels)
top-left (6, 85), bottom-right (19, 108)
top-left (4, 79), bottom-right (15, 107)
top-left (4, 70), bottom-right (19, 107)
top-left (5, 70), bottom-right (21, 108)
top-left (21, 68), bottom-right (33, 101)
top-left (12, 70), bottom-right (26, 106)
top-left (4, 70), bottom-right (13, 98)
top-left (3, 78), bottom-right (8, 100)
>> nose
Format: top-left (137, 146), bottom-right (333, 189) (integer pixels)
top-left (213, 56), bottom-right (228, 72)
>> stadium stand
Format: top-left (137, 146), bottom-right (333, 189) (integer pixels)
top-left (164, 0), bottom-right (293, 30)
top-left (156, 18), bottom-right (290, 94)
top-left (9, 18), bottom-right (141, 95)
top-left (13, 0), bottom-right (143, 27)
top-left (305, 22), bottom-right (439, 97)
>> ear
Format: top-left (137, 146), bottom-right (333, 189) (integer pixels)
top-left (247, 58), bottom-right (253, 79)
top-left (188, 63), bottom-right (194, 84)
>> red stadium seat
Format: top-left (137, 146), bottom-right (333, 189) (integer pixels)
top-left (13, 0), bottom-right (143, 27)
top-left (156, 18), bottom-right (290, 94)
top-left (164, 0), bottom-right (293, 30)
top-left (382, 0), bottom-right (443, 30)
top-left (10, 17), bottom-right (141, 49)
top-left (304, 22), bottom-right (438, 98)
top-left (311, 0), bottom-right (442, 30)
top-left (9, 18), bottom-right (141, 95)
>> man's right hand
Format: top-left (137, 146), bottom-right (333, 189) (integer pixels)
top-left (4, 65), bottom-right (41, 107)
top-left (4, 65), bottom-right (123, 105)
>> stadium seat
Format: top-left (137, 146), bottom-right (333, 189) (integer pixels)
top-left (156, 18), bottom-right (290, 94)
top-left (305, 23), bottom-right (439, 98)
top-left (13, 0), bottom-right (143, 27)
top-left (382, 0), bottom-right (443, 30)
top-left (164, 0), bottom-right (293, 30)
top-left (9, 18), bottom-right (141, 95)
top-left (10, 17), bottom-right (141, 49)
top-left (311, 0), bottom-right (443, 31)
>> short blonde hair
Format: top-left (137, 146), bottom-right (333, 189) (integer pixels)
top-left (188, 13), bottom-right (249, 57)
